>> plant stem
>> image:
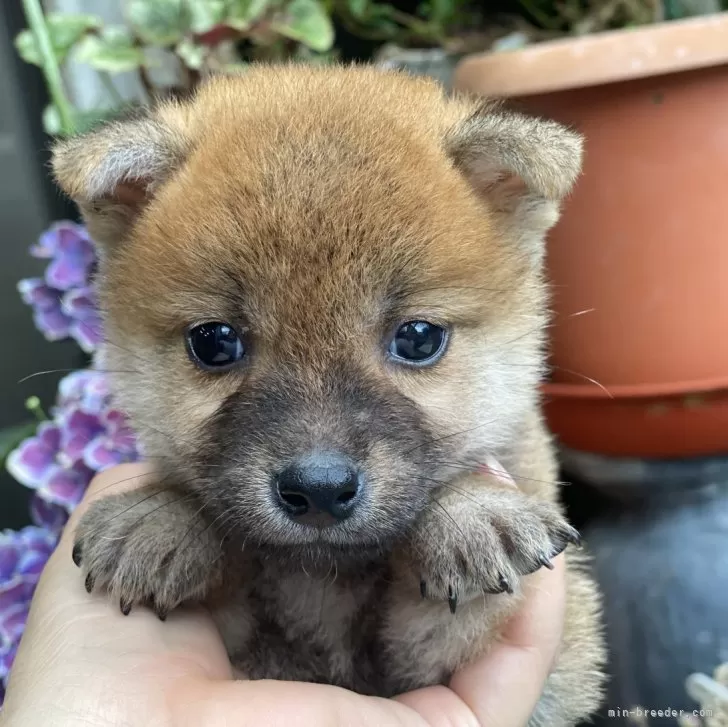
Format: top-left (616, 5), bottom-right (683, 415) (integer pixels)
top-left (98, 71), bottom-right (125, 106)
top-left (25, 396), bottom-right (48, 422)
top-left (21, 0), bottom-right (75, 135)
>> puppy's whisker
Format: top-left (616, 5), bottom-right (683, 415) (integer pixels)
top-left (430, 499), bottom-right (467, 544)
top-left (90, 491), bottom-right (200, 541)
top-left (402, 418), bottom-right (499, 457)
top-left (84, 465), bottom-right (207, 499)
top-left (171, 500), bottom-right (220, 556)
top-left (419, 461), bottom-right (564, 487)
top-left (490, 321), bottom-right (551, 350)
top-left (17, 367), bottom-right (142, 384)
top-left (328, 558), bottom-right (339, 588)
top-left (418, 476), bottom-right (484, 509)
top-left (549, 366), bottom-right (613, 398)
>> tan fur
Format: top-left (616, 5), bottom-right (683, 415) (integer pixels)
top-left (54, 64), bottom-right (605, 724)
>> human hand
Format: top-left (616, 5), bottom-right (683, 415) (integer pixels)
top-left (0, 463), bottom-right (566, 727)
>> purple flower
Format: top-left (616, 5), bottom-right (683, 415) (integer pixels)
top-left (31, 221), bottom-right (96, 291)
top-left (59, 408), bottom-right (105, 464)
top-left (18, 222), bottom-right (102, 353)
top-left (62, 287), bottom-right (103, 352)
top-left (0, 526), bottom-right (58, 695)
top-left (58, 369), bottom-right (109, 414)
top-left (7, 369), bottom-right (140, 512)
top-left (29, 496), bottom-right (68, 534)
top-left (17, 279), bottom-right (72, 342)
top-left (84, 408), bottom-right (138, 471)
top-left (39, 463), bottom-right (95, 511)
top-left (17, 278), bottom-right (61, 311)
top-left (5, 423), bottom-right (61, 489)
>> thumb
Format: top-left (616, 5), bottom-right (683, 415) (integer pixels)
top-left (172, 678), bottom-right (432, 727)
top-left (396, 554), bottom-right (566, 727)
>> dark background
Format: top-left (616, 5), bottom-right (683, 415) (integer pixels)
top-left (0, 2), bottom-right (82, 530)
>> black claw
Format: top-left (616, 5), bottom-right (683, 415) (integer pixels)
top-left (84, 572), bottom-right (95, 594)
top-left (420, 580), bottom-right (427, 599)
top-left (448, 586), bottom-right (458, 614)
top-left (499, 574), bottom-right (513, 594)
top-left (120, 599), bottom-right (132, 616)
top-left (156, 608), bottom-right (168, 622)
top-left (539, 555), bottom-right (555, 570)
top-left (72, 543), bottom-right (82, 567)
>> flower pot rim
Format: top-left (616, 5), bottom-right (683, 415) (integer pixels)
top-left (453, 12), bottom-right (728, 98)
top-left (542, 375), bottom-right (728, 400)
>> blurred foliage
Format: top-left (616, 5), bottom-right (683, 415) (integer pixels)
top-left (14, 0), bottom-right (727, 138)
top-left (16, 0), bottom-right (473, 135)
top-left (517, 0), bottom-right (721, 34)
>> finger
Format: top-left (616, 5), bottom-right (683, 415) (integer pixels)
top-left (396, 554), bottom-right (566, 727)
top-left (172, 678), bottom-right (432, 727)
top-left (450, 553), bottom-right (566, 726)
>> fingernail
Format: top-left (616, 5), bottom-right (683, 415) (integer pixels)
top-left (448, 586), bottom-right (457, 614)
top-left (540, 555), bottom-right (555, 570)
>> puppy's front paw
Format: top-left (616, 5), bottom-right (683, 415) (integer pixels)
top-left (72, 488), bottom-right (223, 620)
top-left (412, 489), bottom-right (579, 612)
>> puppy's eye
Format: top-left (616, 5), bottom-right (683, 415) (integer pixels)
top-left (186, 322), bottom-right (244, 370)
top-left (388, 321), bottom-right (447, 364)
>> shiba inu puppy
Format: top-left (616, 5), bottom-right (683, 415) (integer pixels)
top-left (53, 64), bottom-right (605, 725)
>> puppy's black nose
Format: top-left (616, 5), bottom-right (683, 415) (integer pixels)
top-left (275, 452), bottom-right (363, 527)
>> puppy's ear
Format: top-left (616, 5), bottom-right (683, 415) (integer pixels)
top-left (446, 101), bottom-right (583, 260)
top-left (51, 105), bottom-right (192, 252)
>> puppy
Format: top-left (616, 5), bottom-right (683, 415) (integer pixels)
top-left (52, 64), bottom-right (605, 725)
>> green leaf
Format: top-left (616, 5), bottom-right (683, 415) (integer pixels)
top-left (356, 5), bottom-right (398, 36)
top-left (43, 104), bottom-right (125, 137)
top-left (42, 104), bottom-right (62, 135)
top-left (0, 421), bottom-right (38, 465)
top-left (126, 0), bottom-right (191, 45)
top-left (15, 13), bottom-right (100, 66)
top-left (76, 107), bottom-right (126, 134)
top-left (272, 0), bottom-right (334, 52)
top-left (293, 45), bottom-right (338, 64)
top-left (221, 61), bottom-right (250, 72)
top-left (426, 0), bottom-right (456, 24)
top-left (74, 27), bottom-right (146, 73)
top-left (227, 0), bottom-right (272, 30)
top-left (346, 0), bottom-right (369, 20)
top-left (189, 0), bottom-right (228, 33)
top-left (175, 38), bottom-right (206, 69)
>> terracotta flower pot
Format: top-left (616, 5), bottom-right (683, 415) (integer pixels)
top-left (452, 14), bottom-right (728, 458)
